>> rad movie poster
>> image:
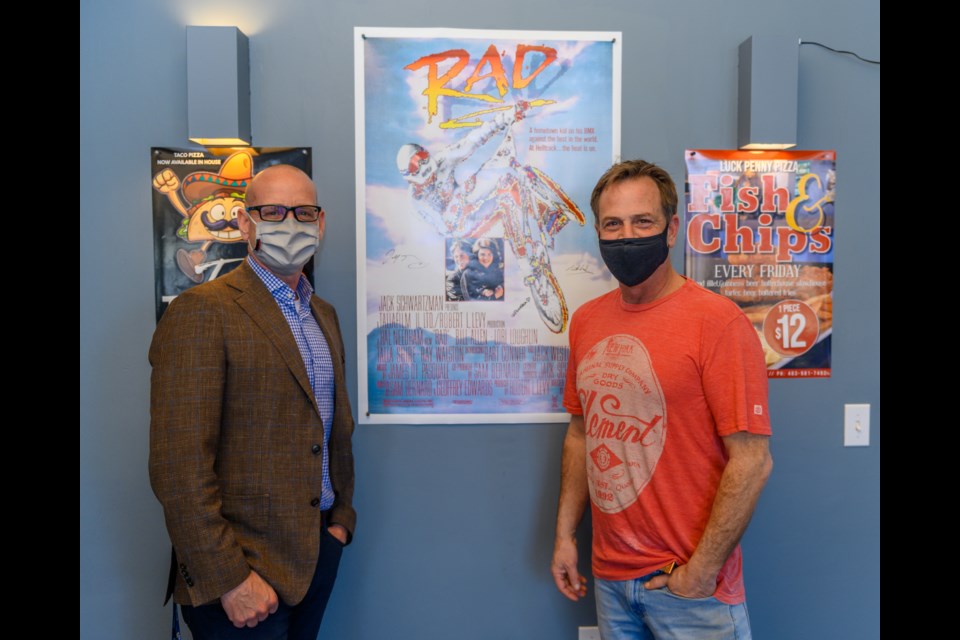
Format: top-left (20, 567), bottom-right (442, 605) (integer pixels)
top-left (356, 28), bottom-right (621, 423)
top-left (684, 149), bottom-right (836, 378)
top-left (151, 147), bottom-right (311, 320)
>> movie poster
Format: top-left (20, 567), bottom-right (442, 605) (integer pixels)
top-left (151, 147), bottom-right (311, 319)
top-left (684, 149), bottom-right (836, 378)
top-left (356, 28), bottom-right (621, 423)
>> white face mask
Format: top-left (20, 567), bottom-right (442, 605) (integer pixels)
top-left (246, 213), bottom-right (320, 276)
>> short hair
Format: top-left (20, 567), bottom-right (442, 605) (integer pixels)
top-left (589, 159), bottom-right (678, 225)
top-left (472, 237), bottom-right (500, 261)
top-left (450, 239), bottom-right (471, 256)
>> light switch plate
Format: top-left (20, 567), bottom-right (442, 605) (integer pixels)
top-left (579, 627), bottom-right (601, 640)
top-left (844, 404), bottom-right (870, 447)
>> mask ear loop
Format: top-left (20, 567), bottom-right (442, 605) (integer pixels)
top-left (244, 209), bottom-right (262, 251)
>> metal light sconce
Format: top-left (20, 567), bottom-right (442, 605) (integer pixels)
top-left (738, 36), bottom-right (798, 150)
top-left (187, 26), bottom-right (251, 146)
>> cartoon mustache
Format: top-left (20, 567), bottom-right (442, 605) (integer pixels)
top-left (200, 213), bottom-right (241, 232)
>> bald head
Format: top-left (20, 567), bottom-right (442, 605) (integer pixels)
top-left (246, 165), bottom-right (317, 207)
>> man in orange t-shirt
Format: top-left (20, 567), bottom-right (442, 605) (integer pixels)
top-left (551, 160), bottom-right (772, 639)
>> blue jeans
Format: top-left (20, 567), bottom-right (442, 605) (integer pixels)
top-left (595, 572), bottom-right (752, 640)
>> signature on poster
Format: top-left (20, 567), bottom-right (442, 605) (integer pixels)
top-left (382, 248), bottom-right (426, 269)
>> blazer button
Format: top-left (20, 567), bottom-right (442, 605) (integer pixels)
top-left (186, 578), bottom-right (195, 587)
top-left (312, 444), bottom-right (322, 455)
top-left (310, 497), bottom-right (321, 507)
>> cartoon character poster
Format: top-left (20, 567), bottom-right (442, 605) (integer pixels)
top-left (151, 147), bottom-right (311, 319)
top-left (356, 28), bottom-right (621, 423)
top-left (684, 149), bottom-right (836, 378)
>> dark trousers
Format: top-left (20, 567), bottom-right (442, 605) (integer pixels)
top-left (181, 526), bottom-right (344, 640)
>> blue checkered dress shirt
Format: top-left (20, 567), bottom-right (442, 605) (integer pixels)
top-left (247, 257), bottom-right (336, 510)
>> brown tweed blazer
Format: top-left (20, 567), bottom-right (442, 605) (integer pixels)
top-left (149, 261), bottom-right (356, 607)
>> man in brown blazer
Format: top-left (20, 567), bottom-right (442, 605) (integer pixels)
top-left (150, 164), bottom-right (356, 639)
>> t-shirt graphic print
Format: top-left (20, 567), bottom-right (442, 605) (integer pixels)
top-left (577, 334), bottom-right (666, 514)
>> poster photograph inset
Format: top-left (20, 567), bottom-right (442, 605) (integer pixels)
top-left (684, 149), bottom-right (836, 378)
top-left (355, 28), bottom-right (621, 423)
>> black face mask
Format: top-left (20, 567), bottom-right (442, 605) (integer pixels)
top-left (599, 226), bottom-right (670, 287)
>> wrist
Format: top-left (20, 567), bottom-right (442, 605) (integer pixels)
top-left (554, 531), bottom-right (577, 545)
top-left (682, 555), bottom-right (720, 583)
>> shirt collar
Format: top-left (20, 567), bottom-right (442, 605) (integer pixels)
top-left (246, 256), bottom-right (314, 304)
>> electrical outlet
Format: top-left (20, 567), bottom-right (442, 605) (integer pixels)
top-left (844, 404), bottom-right (870, 447)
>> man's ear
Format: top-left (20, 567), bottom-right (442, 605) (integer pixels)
top-left (238, 209), bottom-right (257, 250)
top-left (317, 209), bottom-right (327, 241)
top-left (666, 214), bottom-right (680, 248)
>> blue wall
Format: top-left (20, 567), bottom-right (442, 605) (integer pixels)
top-left (80, 1), bottom-right (880, 638)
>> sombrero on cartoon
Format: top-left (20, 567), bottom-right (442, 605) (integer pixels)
top-left (182, 150), bottom-right (254, 203)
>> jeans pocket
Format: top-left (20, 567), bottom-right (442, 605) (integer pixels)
top-left (663, 585), bottom-right (716, 601)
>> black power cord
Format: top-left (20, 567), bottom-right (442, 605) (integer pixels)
top-left (800, 40), bottom-right (880, 65)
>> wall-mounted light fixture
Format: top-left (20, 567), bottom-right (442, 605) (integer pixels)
top-left (738, 36), bottom-right (798, 150)
top-left (187, 26), bottom-right (251, 146)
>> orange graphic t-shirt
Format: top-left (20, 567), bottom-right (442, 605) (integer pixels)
top-left (563, 279), bottom-right (771, 604)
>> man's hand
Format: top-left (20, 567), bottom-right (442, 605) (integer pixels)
top-left (327, 524), bottom-right (348, 545)
top-left (220, 570), bottom-right (279, 628)
top-left (551, 536), bottom-right (587, 601)
top-left (643, 563), bottom-right (716, 599)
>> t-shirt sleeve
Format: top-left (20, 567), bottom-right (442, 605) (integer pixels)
top-left (562, 315), bottom-right (583, 415)
top-left (701, 312), bottom-right (772, 437)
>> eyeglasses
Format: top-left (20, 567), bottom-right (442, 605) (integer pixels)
top-left (246, 204), bottom-right (322, 222)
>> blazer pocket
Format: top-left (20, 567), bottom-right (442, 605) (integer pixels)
top-left (221, 493), bottom-right (270, 551)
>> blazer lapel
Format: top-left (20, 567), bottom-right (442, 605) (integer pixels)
top-left (229, 262), bottom-right (319, 414)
